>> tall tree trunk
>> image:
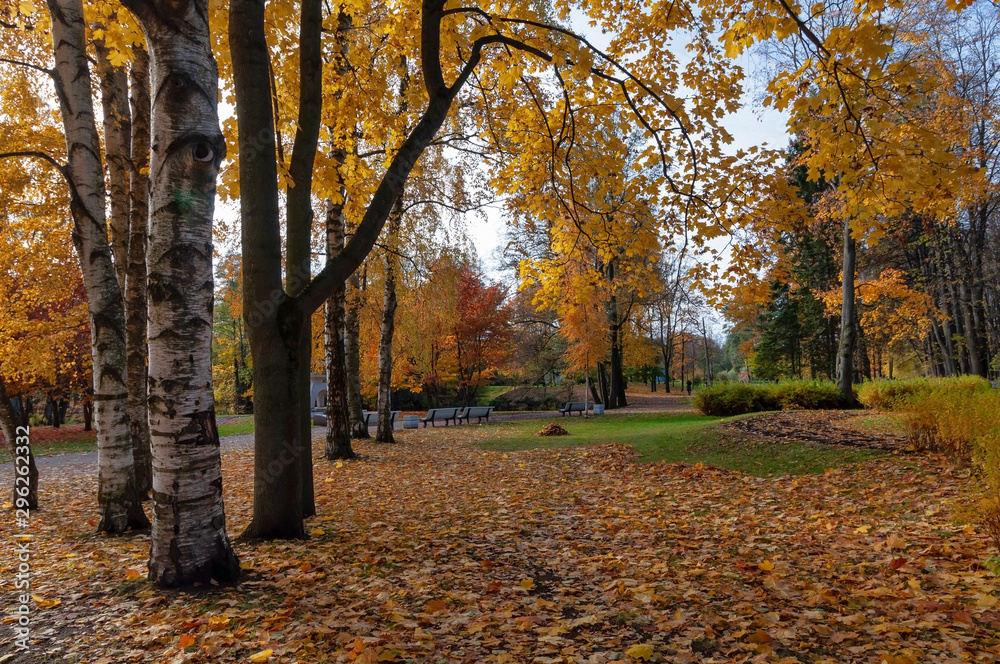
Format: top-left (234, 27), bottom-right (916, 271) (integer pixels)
top-left (376, 61), bottom-right (408, 443)
top-left (375, 205), bottom-right (403, 443)
top-left (346, 272), bottom-right (368, 438)
top-left (284, 0), bottom-right (323, 520)
top-left (127, 45), bottom-right (152, 498)
top-left (95, 41), bottom-right (132, 293)
top-left (375, 260), bottom-right (398, 442)
top-left (375, 203), bottom-right (400, 443)
top-left (230, 0), bottom-right (478, 539)
top-left (323, 9), bottom-right (355, 460)
top-left (0, 378), bottom-right (38, 510)
top-left (325, 197), bottom-right (355, 459)
top-left (230, 0), bottom-right (305, 540)
top-left (701, 318), bottom-right (712, 387)
top-left (837, 219), bottom-right (856, 406)
top-left (126, 0), bottom-right (240, 585)
top-left (46, 0), bottom-right (148, 533)
top-left (679, 336), bottom-right (685, 388)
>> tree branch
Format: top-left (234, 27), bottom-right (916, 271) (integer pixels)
top-left (0, 57), bottom-right (54, 77)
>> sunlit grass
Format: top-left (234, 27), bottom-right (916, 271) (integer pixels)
top-left (476, 412), bottom-right (885, 476)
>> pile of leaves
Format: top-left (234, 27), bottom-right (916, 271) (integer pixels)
top-left (534, 423), bottom-right (571, 437)
top-left (2, 428), bottom-right (998, 663)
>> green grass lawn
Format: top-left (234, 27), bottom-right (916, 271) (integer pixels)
top-left (0, 428), bottom-right (97, 463)
top-left (473, 386), bottom-right (514, 406)
top-left (217, 415), bottom-right (254, 437)
top-left (477, 412), bottom-right (886, 476)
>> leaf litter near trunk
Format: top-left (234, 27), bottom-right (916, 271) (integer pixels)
top-left (2, 426), bottom-right (998, 663)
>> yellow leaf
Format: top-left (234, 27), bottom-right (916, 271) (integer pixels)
top-left (310, 528), bottom-right (325, 536)
top-left (854, 525), bottom-right (870, 534)
top-left (520, 578), bottom-right (535, 590)
top-left (758, 560), bottom-right (774, 571)
top-left (249, 649), bottom-right (274, 662)
top-left (976, 594), bottom-right (998, 608)
top-left (336, 461), bottom-right (343, 468)
top-left (2, 501), bottom-right (12, 509)
top-left (31, 595), bottom-right (60, 609)
top-left (208, 616), bottom-right (230, 630)
top-left (625, 643), bottom-right (653, 660)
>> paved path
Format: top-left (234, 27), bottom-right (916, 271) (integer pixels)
top-left (2, 392), bottom-right (694, 477)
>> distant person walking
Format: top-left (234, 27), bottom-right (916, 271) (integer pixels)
top-left (686, 380), bottom-right (692, 396)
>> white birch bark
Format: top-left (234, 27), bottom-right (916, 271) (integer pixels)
top-left (46, 0), bottom-right (148, 533)
top-left (127, 45), bottom-right (153, 497)
top-left (95, 42), bottom-right (131, 293)
top-left (123, 0), bottom-right (239, 585)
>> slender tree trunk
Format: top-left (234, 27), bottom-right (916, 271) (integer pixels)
top-left (701, 318), bottom-right (712, 387)
top-left (127, 45), bottom-right (152, 498)
top-left (346, 273), bottom-right (368, 438)
top-left (46, 0), bottom-right (148, 533)
top-left (325, 197), bottom-right (355, 459)
top-left (375, 268), bottom-right (398, 442)
top-left (0, 378), bottom-right (38, 510)
top-left (837, 219), bottom-right (856, 406)
top-left (375, 206), bottom-right (400, 443)
top-left (126, 0), bottom-right (240, 584)
top-left (95, 42), bottom-right (132, 293)
top-left (323, 10), bottom-right (355, 460)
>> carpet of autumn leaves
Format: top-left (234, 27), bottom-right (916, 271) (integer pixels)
top-left (2, 425), bottom-right (1000, 664)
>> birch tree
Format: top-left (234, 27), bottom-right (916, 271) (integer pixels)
top-left (122, 0), bottom-right (240, 585)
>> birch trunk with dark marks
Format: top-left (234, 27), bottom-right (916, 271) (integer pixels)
top-left (346, 272), bottom-right (369, 439)
top-left (837, 219), bottom-right (857, 406)
top-left (375, 202), bottom-right (401, 444)
top-left (325, 197), bottom-right (355, 459)
top-left (324, 10), bottom-right (356, 460)
top-left (0, 377), bottom-right (38, 510)
top-left (127, 45), bottom-right (153, 498)
top-left (124, 0), bottom-right (240, 586)
top-left (46, 0), bottom-right (148, 533)
top-left (95, 43), bottom-right (131, 292)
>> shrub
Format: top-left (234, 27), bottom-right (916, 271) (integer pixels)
top-left (867, 378), bottom-right (1000, 558)
top-left (858, 376), bottom-right (991, 412)
top-left (694, 380), bottom-right (842, 416)
top-left (489, 388), bottom-right (563, 412)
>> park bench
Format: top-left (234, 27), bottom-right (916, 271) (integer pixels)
top-left (457, 406), bottom-right (494, 424)
top-left (420, 407), bottom-right (460, 427)
top-left (559, 401), bottom-right (588, 416)
top-left (311, 409), bottom-right (327, 426)
top-left (361, 410), bottom-right (401, 427)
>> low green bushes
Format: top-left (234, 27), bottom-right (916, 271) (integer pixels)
top-left (694, 380), bottom-right (842, 416)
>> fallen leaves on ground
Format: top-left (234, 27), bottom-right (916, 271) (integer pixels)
top-left (722, 410), bottom-right (910, 451)
top-left (1, 425), bottom-right (998, 663)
